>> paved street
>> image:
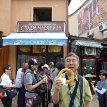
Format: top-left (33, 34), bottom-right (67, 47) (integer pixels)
top-left (0, 95), bottom-right (99, 107)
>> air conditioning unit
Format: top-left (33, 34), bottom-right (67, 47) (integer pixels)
top-left (103, 30), bottom-right (107, 39)
top-left (87, 30), bottom-right (94, 37)
top-left (99, 22), bottom-right (107, 32)
top-left (84, 47), bottom-right (96, 55)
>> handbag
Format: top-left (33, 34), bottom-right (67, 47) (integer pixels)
top-left (0, 86), bottom-right (5, 99)
top-left (6, 88), bottom-right (17, 99)
top-left (32, 95), bottom-right (42, 107)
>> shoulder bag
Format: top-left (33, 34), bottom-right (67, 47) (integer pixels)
top-left (5, 88), bottom-right (17, 99)
top-left (0, 86), bottom-right (5, 99)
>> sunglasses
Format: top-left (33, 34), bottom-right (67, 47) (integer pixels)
top-left (99, 73), bottom-right (105, 76)
top-left (8, 68), bottom-right (12, 70)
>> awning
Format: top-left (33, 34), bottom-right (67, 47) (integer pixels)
top-left (3, 32), bottom-right (67, 46)
top-left (72, 40), bottom-right (103, 48)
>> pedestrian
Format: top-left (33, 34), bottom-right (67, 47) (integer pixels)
top-left (91, 70), bottom-right (107, 107)
top-left (51, 52), bottom-right (92, 107)
top-left (16, 62), bottom-right (28, 107)
top-left (24, 59), bottom-right (47, 107)
top-left (53, 61), bottom-right (65, 79)
top-left (49, 62), bottom-right (55, 72)
top-left (0, 65), bottom-right (16, 107)
top-left (40, 64), bottom-right (53, 107)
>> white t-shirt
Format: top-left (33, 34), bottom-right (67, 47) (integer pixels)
top-left (0, 73), bottom-right (12, 86)
top-left (16, 68), bottom-right (23, 88)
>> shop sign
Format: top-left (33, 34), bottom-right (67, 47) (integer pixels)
top-left (17, 21), bottom-right (65, 33)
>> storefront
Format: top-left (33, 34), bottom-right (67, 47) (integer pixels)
top-left (2, 21), bottom-right (68, 69)
top-left (70, 36), bottom-right (107, 80)
top-left (0, 0), bottom-right (71, 78)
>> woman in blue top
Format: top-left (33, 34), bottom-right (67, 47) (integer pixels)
top-left (91, 70), bottom-right (107, 107)
top-left (24, 59), bottom-right (47, 107)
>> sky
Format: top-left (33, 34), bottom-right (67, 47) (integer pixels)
top-left (68, 0), bottom-right (87, 15)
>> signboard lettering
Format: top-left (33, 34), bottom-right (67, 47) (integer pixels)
top-left (17, 21), bottom-right (65, 32)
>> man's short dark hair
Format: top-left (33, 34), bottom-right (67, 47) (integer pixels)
top-left (64, 52), bottom-right (79, 62)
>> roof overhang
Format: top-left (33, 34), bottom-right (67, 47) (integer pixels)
top-left (2, 32), bottom-right (68, 46)
top-left (72, 40), bottom-right (103, 48)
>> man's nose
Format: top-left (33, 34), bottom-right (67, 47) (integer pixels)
top-left (69, 60), bottom-right (74, 64)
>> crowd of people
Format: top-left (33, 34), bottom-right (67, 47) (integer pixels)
top-left (0, 52), bottom-right (107, 107)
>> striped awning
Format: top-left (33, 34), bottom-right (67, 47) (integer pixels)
top-left (2, 32), bottom-right (67, 46)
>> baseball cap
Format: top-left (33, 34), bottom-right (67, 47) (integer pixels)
top-left (100, 70), bottom-right (107, 75)
top-left (28, 58), bottom-right (38, 66)
top-left (42, 64), bottom-right (49, 69)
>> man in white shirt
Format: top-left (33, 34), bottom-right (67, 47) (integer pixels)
top-left (16, 68), bottom-right (23, 88)
top-left (16, 62), bottom-right (28, 107)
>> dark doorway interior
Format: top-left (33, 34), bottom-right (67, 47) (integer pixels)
top-left (33, 8), bottom-right (52, 21)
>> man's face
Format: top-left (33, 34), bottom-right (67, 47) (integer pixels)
top-left (65, 56), bottom-right (79, 73)
top-left (23, 63), bottom-right (28, 70)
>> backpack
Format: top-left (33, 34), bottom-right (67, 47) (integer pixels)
top-left (34, 73), bottom-right (47, 94)
top-left (24, 71), bottom-right (47, 94)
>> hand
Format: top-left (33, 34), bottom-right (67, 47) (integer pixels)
top-left (55, 78), bottom-right (62, 91)
top-left (41, 75), bottom-right (47, 84)
top-left (91, 80), bottom-right (96, 86)
top-left (12, 84), bottom-right (16, 88)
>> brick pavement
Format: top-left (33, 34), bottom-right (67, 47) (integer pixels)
top-left (49, 95), bottom-right (99, 107)
top-left (0, 95), bottom-right (99, 107)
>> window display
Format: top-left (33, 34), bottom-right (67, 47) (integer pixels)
top-left (82, 59), bottom-right (96, 75)
top-left (48, 46), bottom-right (61, 52)
top-left (33, 46), bottom-right (46, 53)
top-left (19, 45), bottom-right (31, 52)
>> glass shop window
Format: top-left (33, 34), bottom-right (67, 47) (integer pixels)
top-left (82, 59), bottom-right (96, 76)
top-left (19, 45), bottom-right (31, 53)
top-left (33, 45), bottom-right (46, 53)
top-left (48, 46), bottom-right (61, 53)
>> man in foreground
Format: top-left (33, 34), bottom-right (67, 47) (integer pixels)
top-left (51, 52), bottom-right (92, 107)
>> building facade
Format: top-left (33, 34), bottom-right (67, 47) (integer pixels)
top-left (69, 0), bottom-right (107, 79)
top-left (0, 0), bottom-right (70, 77)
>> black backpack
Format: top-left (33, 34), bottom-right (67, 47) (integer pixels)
top-left (34, 73), bottom-right (47, 94)
top-left (24, 71), bottom-right (47, 94)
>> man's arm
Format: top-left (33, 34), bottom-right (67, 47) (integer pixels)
top-left (85, 101), bottom-right (92, 107)
top-left (51, 78), bottom-right (62, 104)
top-left (84, 78), bottom-right (93, 107)
top-left (52, 88), bottom-right (60, 104)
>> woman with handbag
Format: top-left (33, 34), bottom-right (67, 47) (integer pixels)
top-left (0, 65), bottom-right (16, 107)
